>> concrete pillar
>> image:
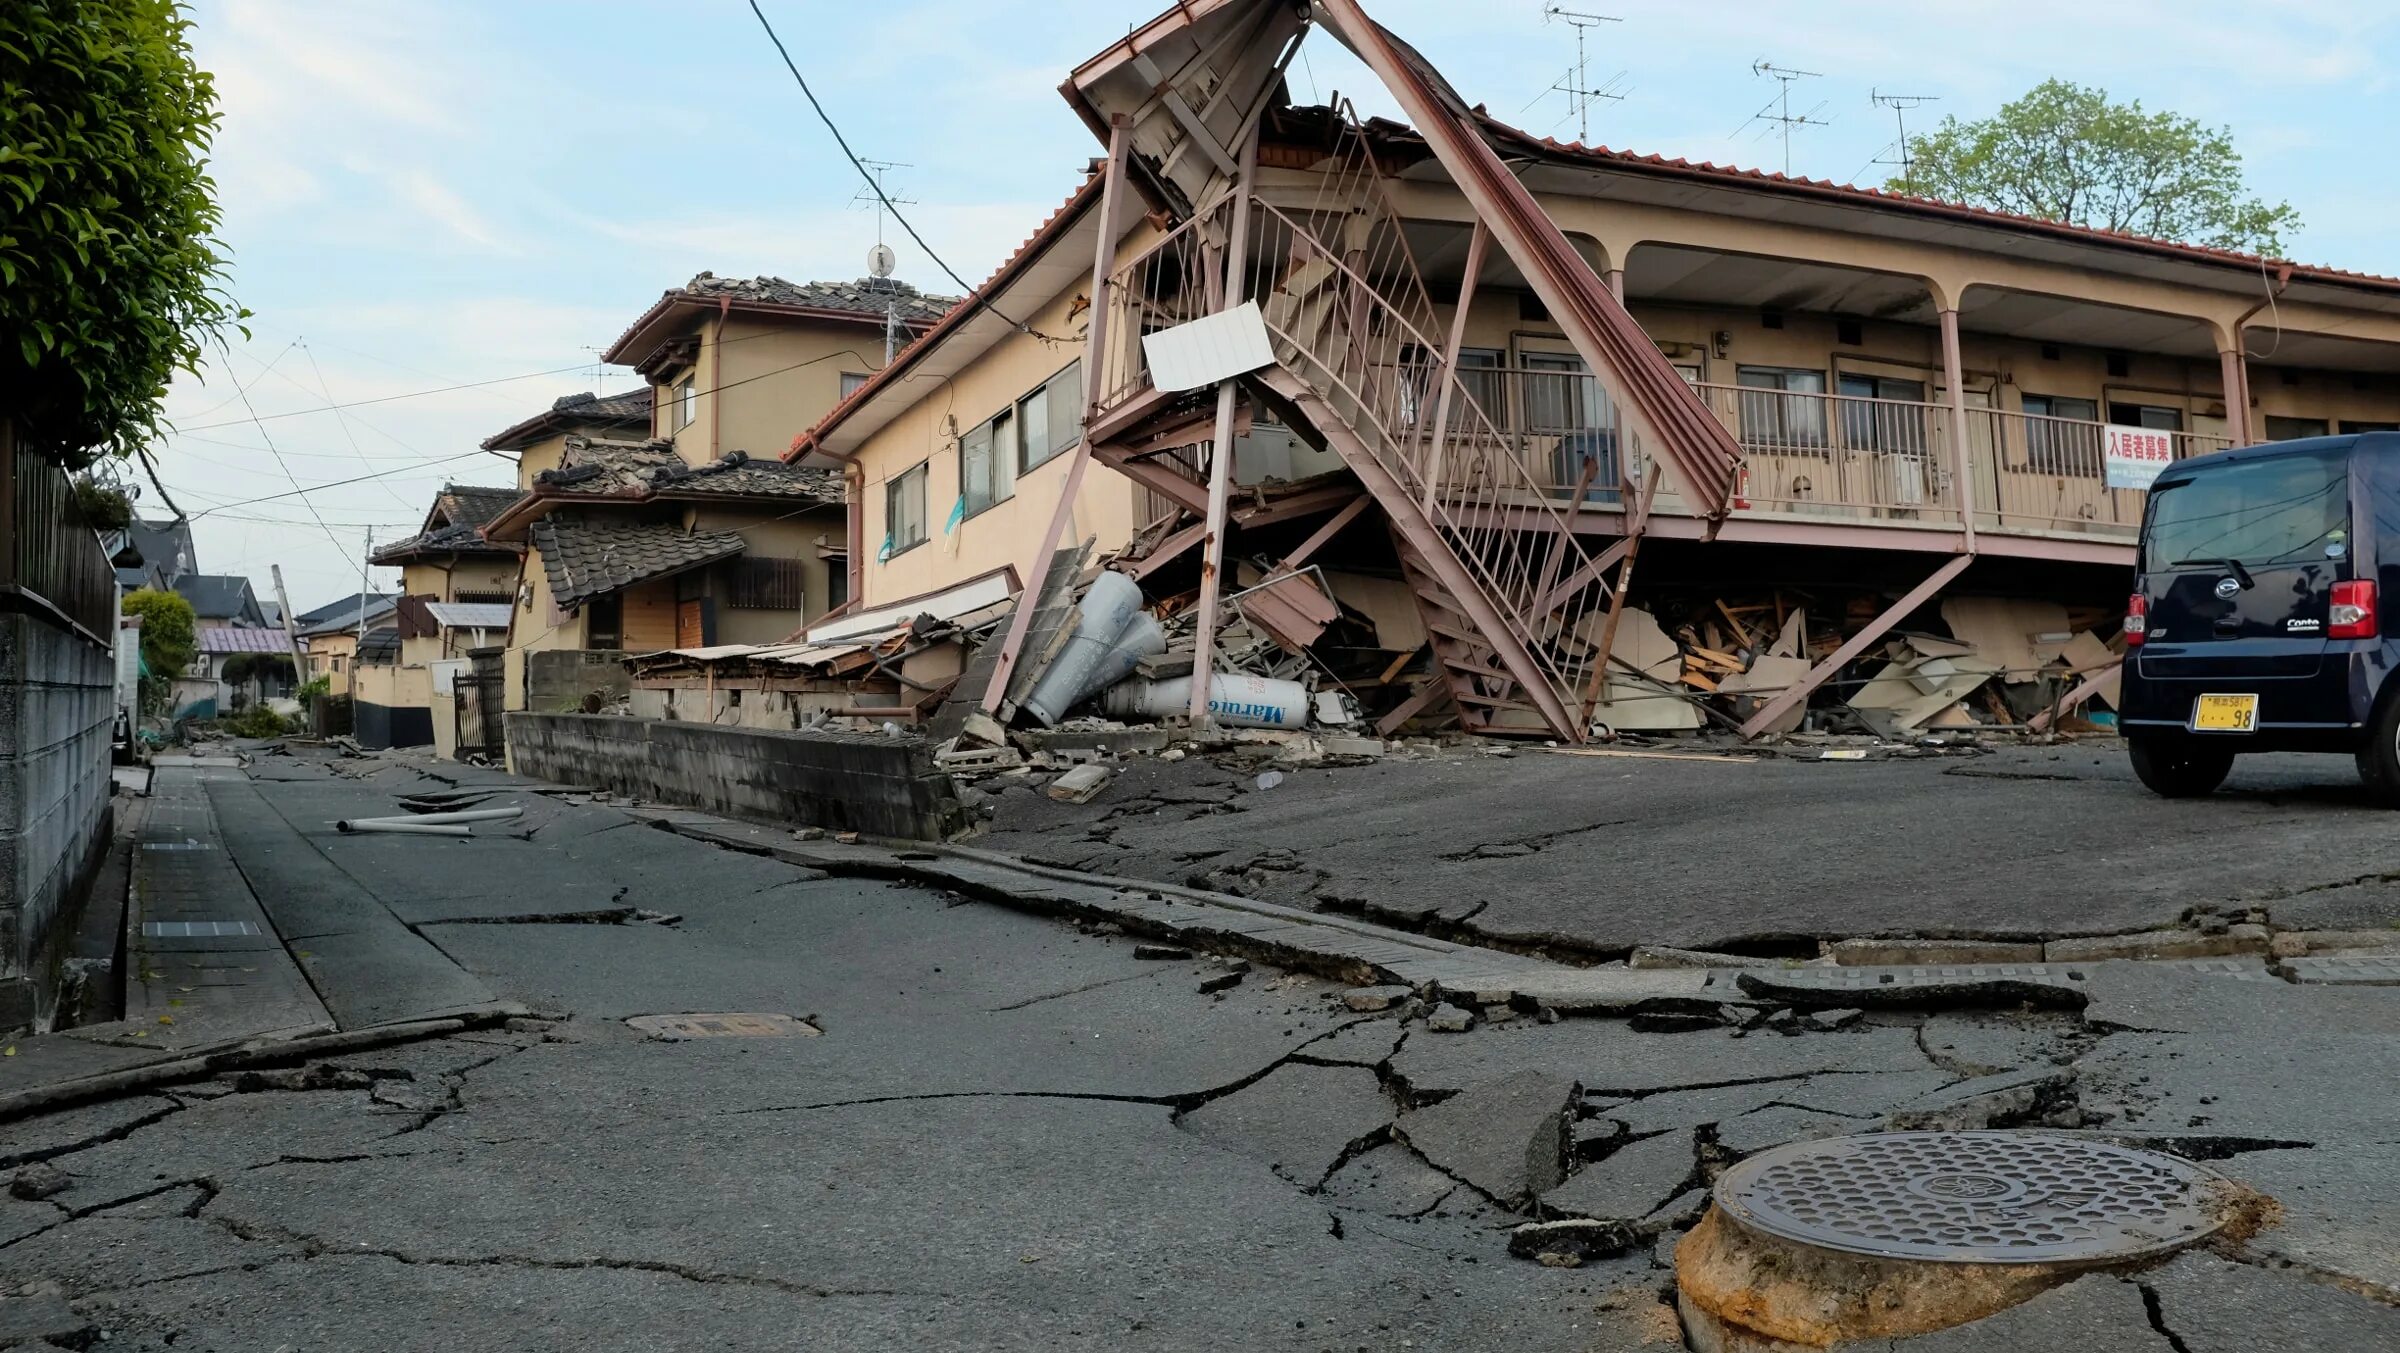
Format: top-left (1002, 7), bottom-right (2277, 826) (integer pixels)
top-left (1938, 307), bottom-right (1978, 548)
top-left (2220, 347), bottom-right (2253, 445)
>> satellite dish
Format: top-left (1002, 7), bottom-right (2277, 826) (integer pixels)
top-left (867, 243), bottom-right (896, 279)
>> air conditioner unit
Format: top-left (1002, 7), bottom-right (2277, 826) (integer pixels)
top-left (1872, 453), bottom-right (1928, 508)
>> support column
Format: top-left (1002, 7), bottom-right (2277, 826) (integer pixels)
top-left (979, 117), bottom-right (1130, 717)
top-left (2220, 346), bottom-right (2252, 445)
top-left (1938, 307), bottom-right (1977, 550)
top-left (1186, 126), bottom-right (1261, 727)
top-left (1604, 268), bottom-right (1625, 302)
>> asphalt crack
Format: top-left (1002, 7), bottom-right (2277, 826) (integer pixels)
top-left (2137, 1282), bottom-right (2197, 1353)
top-left (0, 1098), bottom-right (185, 1169)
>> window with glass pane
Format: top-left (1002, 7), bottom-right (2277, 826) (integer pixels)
top-left (960, 422), bottom-right (996, 516)
top-left (2109, 402), bottom-right (2183, 431)
top-left (1734, 367), bottom-right (1827, 449)
top-left (2021, 393), bottom-right (2101, 475)
top-left (1523, 352), bottom-right (1608, 433)
top-left (1835, 373), bottom-right (1927, 454)
top-left (2265, 415), bottom-right (2329, 442)
top-left (840, 372), bottom-right (870, 398)
top-left (1019, 362), bottom-right (1081, 472)
top-left (886, 463), bottom-right (928, 553)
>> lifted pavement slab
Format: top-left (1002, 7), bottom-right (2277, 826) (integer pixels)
top-left (1389, 1071), bottom-right (1577, 1206)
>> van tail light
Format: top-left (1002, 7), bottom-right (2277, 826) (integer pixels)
top-left (2330, 579), bottom-right (2379, 639)
top-left (2124, 593), bottom-right (2147, 646)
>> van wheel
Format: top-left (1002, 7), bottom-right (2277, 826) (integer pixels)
top-left (2356, 696), bottom-right (2400, 806)
top-left (2128, 736), bottom-right (2234, 798)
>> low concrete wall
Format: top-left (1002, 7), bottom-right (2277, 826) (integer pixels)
top-left (0, 611), bottom-right (115, 1027)
top-left (506, 713), bottom-right (968, 840)
top-left (524, 649), bottom-right (630, 713)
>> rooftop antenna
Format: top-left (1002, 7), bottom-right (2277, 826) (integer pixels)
top-left (1869, 89), bottom-right (1940, 192)
top-left (850, 159), bottom-right (916, 362)
top-left (1739, 59), bottom-right (1830, 176)
top-left (1539, 6), bottom-right (1627, 145)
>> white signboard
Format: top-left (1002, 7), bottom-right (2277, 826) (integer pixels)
top-left (2104, 424), bottom-right (2176, 490)
top-left (1140, 301), bottom-right (1274, 392)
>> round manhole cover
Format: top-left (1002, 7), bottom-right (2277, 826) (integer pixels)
top-left (1713, 1132), bottom-right (2228, 1265)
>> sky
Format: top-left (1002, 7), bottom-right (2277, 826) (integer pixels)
top-left (147, 0), bottom-right (2400, 613)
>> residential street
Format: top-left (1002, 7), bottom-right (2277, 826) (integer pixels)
top-left (1, 744), bottom-right (2396, 1350)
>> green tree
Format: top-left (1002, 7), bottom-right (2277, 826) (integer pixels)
top-left (1, 0), bottom-right (242, 468)
top-left (121, 586), bottom-right (196, 711)
top-left (1895, 79), bottom-right (2299, 255)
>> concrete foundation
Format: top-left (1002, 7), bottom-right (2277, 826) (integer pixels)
top-left (0, 611), bottom-right (116, 1028)
top-left (505, 712), bottom-right (969, 840)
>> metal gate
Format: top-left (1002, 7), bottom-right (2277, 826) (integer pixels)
top-left (453, 646), bottom-right (505, 761)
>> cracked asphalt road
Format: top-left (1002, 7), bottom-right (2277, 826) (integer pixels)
top-left (4, 746), bottom-right (2396, 1350)
top-left (980, 742), bottom-right (2400, 953)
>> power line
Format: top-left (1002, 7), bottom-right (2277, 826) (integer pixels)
top-left (229, 362), bottom-right (353, 560)
top-left (184, 451), bottom-right (492, 519)
top-left (301, 339), bottom-right (418, 512)
top-left (169, 362), bottom-right (600, 434)
top-left (743, 0), bottom-right (1071, 345)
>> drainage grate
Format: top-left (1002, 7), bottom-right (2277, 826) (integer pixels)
top-left (1713, 1132), bottom-right (2227, 1265)
top-left (142, 920), bottom-right (261, 938)
top-left (626, 1012), bottom-right (821, 1041)
top-left (140, 841), bottom-right (216, 851)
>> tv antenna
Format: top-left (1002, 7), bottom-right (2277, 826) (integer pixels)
top-left (1539, 6), bottom-right (1627, 144)
top-left (851, 159), bottom-right (917, 361)
top-left (1738, 59), bottom-right (1830, 175)
top-left (849, 158), bottom-right (915, 253)
top-left (1869, 89), bottom-right (1940, 191)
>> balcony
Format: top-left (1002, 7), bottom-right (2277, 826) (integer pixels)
top-left (1384, 368), bottom-right (2234, 545)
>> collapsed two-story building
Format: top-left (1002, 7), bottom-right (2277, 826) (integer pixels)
top-left (792, 0), bottom-right (2400, 743)
top-left (481, 274), bottom-right (956, 718)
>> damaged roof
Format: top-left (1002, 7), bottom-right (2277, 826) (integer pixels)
top-left (485, 438), bottom-right (846, 541)
top-left (372, 484), bottom-right (523, 564)
top-left (529, 516), bottom-right (749, 609)
top-left (603, 272), bottom-right (961, 370)
top-left (481, 388), bottom-right (654, 452)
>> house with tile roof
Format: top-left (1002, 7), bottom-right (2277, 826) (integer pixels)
top-left (295, 593), bottom-right (398, 698)
top-left (473, 272), bottom-right (933, 715)
top-left (791, 0), bottom-right (2400, 740)
top-left (370, 483), bottom-right (524, 668)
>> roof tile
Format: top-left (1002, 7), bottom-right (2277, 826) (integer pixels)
top-left (529, 516), bottom-right (749, 609)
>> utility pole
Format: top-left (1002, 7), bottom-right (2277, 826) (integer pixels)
top-left (270, 564), bottom-right (309, 689)
top-left (356, 528), bottom-right (372, 668)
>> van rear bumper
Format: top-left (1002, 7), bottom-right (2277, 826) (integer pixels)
top-left (2120, 645), bottom-right (2387, 749)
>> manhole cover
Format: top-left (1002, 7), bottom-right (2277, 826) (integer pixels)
top-left (625, 1012), bottom-right (820, 1041)
top-left (1713, 1132), bottom-right (2228, 1265)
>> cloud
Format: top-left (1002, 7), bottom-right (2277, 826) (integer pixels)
top-left (388, 169), bottom-right (518, 254)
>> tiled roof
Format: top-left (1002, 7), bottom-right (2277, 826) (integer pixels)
top-left (791, 172), bottom-right (1103, 460)
top-left (535, 438), bottom-right (845, 503)
top-left (1420, 111), bottom-right (2400, 291)
top-left (480, 388), bottom-right (653, 451)
top-left (295, 591), bottom-right (396, 627)
top-left (173, 574), bottom-right (263, 623)
top-left (197, 626), bottom-right (292, 655)
top-left (371, 483), bottom-right (524, 562)
top-left (680, 273), bottom-right (957, 324)
top-left (356, 626), bottom-right (401, 664)
top-left (529, 516), bottom-right (749, 609)
top-left (296, 593), bottom-right (399, 638)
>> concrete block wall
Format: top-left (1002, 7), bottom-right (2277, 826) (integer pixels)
top-left (0, 612), bottom-right (115, 1024)
top-left (506, 712), bottom-right (968, 840)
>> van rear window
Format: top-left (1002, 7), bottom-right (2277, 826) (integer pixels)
top-left (2141, 449), bottom-right (2348, 574)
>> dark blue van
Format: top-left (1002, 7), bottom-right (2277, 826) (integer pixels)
top-left (2121, 432), bottom-right (2400, 799)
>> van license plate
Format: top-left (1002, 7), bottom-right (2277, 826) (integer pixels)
top-left (2191, 693), bottom-right (2260, 732)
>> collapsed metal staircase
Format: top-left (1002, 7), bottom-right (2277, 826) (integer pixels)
top-left (1062, 0), bottom-right (1747, 740)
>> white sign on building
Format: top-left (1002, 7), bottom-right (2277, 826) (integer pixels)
top-left (2103, 424), bottom-right (2176, 490)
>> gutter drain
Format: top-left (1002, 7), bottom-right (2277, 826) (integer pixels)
top-left (1674, 1132), bottom-right (2242, 1350)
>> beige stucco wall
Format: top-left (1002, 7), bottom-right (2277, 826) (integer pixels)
top-left (685, 501), bottom-right (844, 642)
top-left (664, 315), bottom-right (884, 468)
top-left (845, 274), bottom-right (1144, 609)
top-left (304, 633), bottom-right (357, 695)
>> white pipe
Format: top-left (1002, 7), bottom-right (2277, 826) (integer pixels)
top-left (335, 820), bottom-right (474, 837)
top-left (336, 806), bottom-right (522, 832)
